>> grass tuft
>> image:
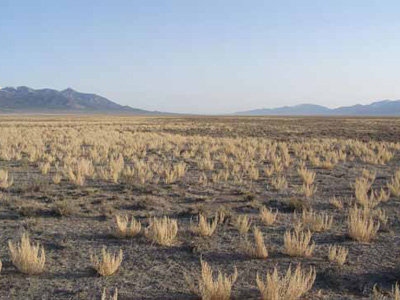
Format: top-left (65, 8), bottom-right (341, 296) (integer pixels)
top-left (9, 233), bottom-right (46, 274)
top-left (284, 229), bottom-right (315, 257)
top-left (145, 216), bottom-right (178, 246)
top-left (256, 264), bottom-right (316, 300)
top-left (91, 248), bottom-right (123, 276)
top-left (113, 215), bottom-right (142, 238)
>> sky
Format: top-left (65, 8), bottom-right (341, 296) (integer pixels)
top-left (1, 0), bottom-right (400, 114)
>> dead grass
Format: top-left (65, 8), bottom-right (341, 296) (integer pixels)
top-left (1, 116), bottom-right (400, 298)
top-left (299, 183), bottom-right (317, 198)
top-left (187, 260), bottom-right (238, 300)
top-left (361, 168), bottom-right (376, 183)
top-left (101, 288), bottom-right (118, 300)
top-left (284, 229), bottom-right (315, 257)
top-left (0, 169), bottom-right (13, 189)
top-left (54, 199), bottom-right (76, 216)
top-left (296, 209), bottom-right (333, 232)
top-left (297, 166), bottom-right (316, 185)
top-left (113, 215), bottom-right (142, 238)
top-left (260, 207), bottom-right (278, 226)
top-left (271, 176), bottom-right (287, 190)
top-left (52, 173), bottom-right (62, 184)
top-left (348, 206), bottom-right (380, 243)
top-left (234, 215), bottom-right (251, 235)
top-left (387, 170), bottom-right (400, 197)
top-left (264, 165), bottom-right (275, 177)
top-left (256, 264), bottom-right (316, 300)
top-left (190, 213), bottom-right (218, 237)
top-left (328, 245), bottom-right (348, 266)
top-left (330, 196), bottom-right (344, 210)
top-left (373, 208), bottom-right (388, 225)
top-left (90, 248), bottom-right (123, 276)
top-left (8, 233), bottom-right (46, 275)
top-left (243, 226), bottom-right (268, 259)
top-left (371, 283), bottom-right (400, 300)
top-left (145, 216), bottom-right (178, 246)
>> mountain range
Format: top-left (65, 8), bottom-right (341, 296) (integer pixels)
top-left (1, 86), bottom-right (400, 116)
top-left (235, 100), bottom-right (400, 116)
top-left (0, 86), bottom-right (163, 114)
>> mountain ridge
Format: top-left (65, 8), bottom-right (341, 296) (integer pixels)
top-left (235, 100), bottom-right (400, 116)
top-left (0, 86), bottom-right (166, 115)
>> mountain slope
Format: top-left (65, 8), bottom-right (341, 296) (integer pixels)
top-left (331, 100), bottom-right (400, 115)
top-left (236, 104), bottom-right (331, 116)
top-left (0, 86), bottom-right (162, 114)
top-left (235, 100), bottom-right (400, 116)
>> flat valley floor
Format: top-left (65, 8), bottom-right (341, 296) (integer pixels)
top-left (0, 116), bottom-right (400, 299)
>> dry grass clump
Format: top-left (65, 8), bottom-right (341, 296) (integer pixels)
top-left (243, 226), bottom-right (268, 259)
top-left (309, 156), bottom-right (321, 167)
top-left (328, 245), bottom-right (348, 266)
top-left (90, 248), bottom-right (123, 276)
top-left (395, 284), bottom-right (400, 300)
top-left (347, 206), bottom-right (380, 243)
top-left (264, 165), bottom-right (275, 177)
top-left (330, 196), bottom-right (344, 210)
top-left (371, 283), bottom-right (400, 300)
top-left (354, 177), bottom-right (383, 209)
top-left (190, 214), bottom-right (218, 237)
top-left (297, 166), bottom-right (316, 185)
top-left (288, 197), bottom-right (310, 212)
top-left (186, 260), bottom-right (238, 300)
top-left (284, 229), bottom-right (315, 257)
top-left (388, 178), bottom-right (400, 197)
top-left (52, 173), bottom-right (62, 184)
top-left (296, 209), bottom-right (333, 232)
top-left (354, 177), bottom-right (373, 206)
top-left (66, 167), bottom-right (86, 186)
top-left (113, 215), bottom-right (142, 238)
top-left (355, 176), bottom-right (372, 196)
top-left (101, 288), bottom-right (118, 300)
top-left (387, 170), bottom-right (400, 197)
top-left (198, 157), bottom-right (214, 171)
top-left (373, 208), bottom-right (388, 225)
top-left (358, 191), bottom-right (381, 210)
top-left (392, 283), bottom-right (400, 300)
top-left (320, 159), bottom-right (335, 170)
top-left (234, 215), bottom-right (251, 235)
top-left (9, 233), bottom-right (46, 274)
top-left (248, 165), bottom-right (260, 181)
top-left (39, 162), bottom-right (51, 175)
top-left (0, 169), bottom-right (13, 189)
top-left (145, 216), bottom-right (178, 246)
top-left (271, 176), bottom-right (287, 190)
top-left (376, 188), bottom-right (390, 202)
top-left (256, 264), bottom-right (316, 300)
top-left (54, 199), bottom-right (76, 216)
top-left (260, 207), bottom-right (278, 226)
top-left (299, 183), bottom-right (317, 198)
top-left (361, 168), bottom-right (376, 183)
top-left (216, 207), bottom-right (231, 224)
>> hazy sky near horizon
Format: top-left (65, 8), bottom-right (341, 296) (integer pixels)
top-left (1, 0), bottom-right (400, 114)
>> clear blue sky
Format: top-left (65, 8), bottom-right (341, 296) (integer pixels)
top-left (1, 0), bottom-right (400, 114)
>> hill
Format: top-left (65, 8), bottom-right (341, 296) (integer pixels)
top-left (235, 100), bottom-right (400, 116)
top-left (0, 86), bottom-right (163, 114)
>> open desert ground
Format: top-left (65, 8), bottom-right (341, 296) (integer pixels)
top-left (0, 116), bottom-right (400, 300)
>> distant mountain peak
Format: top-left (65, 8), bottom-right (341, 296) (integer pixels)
top-left (370, 99), bottom-right (391, 106)
top-left (235, 100), bottom-right (400, 116)
top-left (0, 86), bottom-right (167, 115)
top-left (62, 87), bottom-right (76, 92)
